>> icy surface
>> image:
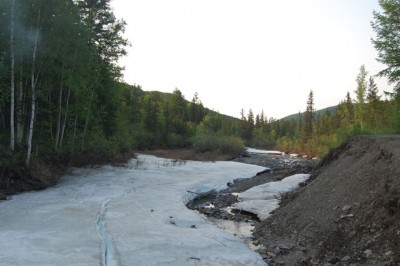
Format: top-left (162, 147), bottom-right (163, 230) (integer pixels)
top-left (234, 174), bottom-right (310, 220)
top-left (246, 148), bottom-right (284, 155)
top-left (0, 155), bottom-right (267, 266)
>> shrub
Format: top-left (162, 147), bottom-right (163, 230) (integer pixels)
top-left (191, 134), bottom-right (245, 158)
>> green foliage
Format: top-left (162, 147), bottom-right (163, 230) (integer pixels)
top-left (372, 0), bottom-right (400, 84)
top-left (191, 134), bottom-right (245, 158)
top-left (249, 65), bottom-right (399, 157)
top-left (1, 0), bottom-right (400, 168)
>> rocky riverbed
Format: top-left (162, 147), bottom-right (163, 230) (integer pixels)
top-left (187, 149), bottom-right (317, 220)
top-left (186, 149), bottom-right (318, 262)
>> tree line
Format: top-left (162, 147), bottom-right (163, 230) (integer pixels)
top-left (240, 64), bottom-right (399, 157)
top-left (0, 0), bottom-right (131, 164)
top-left (1, 0), bottom-right (400, 169)
top-left (239, 0), bottom-right (400, 156)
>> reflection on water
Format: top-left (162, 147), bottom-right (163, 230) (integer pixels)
top-left (204, 215), bottom-right (259, 250)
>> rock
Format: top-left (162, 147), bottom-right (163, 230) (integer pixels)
top-left (170, 219), bottom-right (176, 225)
top-left (273, 247), bottom-right (282, 255)
top-left (342, 205), bottom-right (352, 212)
top-left (328, 257), bottom-right (340, 264)
top-left (279, 244), bottom-right (291, 250)
top-left (190, 224), bottom-right (196, 228)
top-left (340, 213), bottom-right (354, 219)
top-left (0, 193), bottom-right (7, 201)
top-left (384, 251), bottom-right (393, 256)
top-left (363, 249), bottom-right (372, 258)
top-left (341, 255), bottom-right (351, 262)
top-left (298, 246), bottom-right (307, 252)
top-left (266, 252), bottom-right (277, 257)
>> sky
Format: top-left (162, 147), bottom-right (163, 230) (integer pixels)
top-left (110, 0), bottom-right (390, 119)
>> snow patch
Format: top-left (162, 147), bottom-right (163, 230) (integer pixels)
top-left (234, 174), bottom-right (310, 220)
top-left (246, 147), bottom-right (284, 155)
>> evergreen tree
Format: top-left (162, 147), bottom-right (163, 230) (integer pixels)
top-left (372, 0), bottom-right (400, 129)
top-left (303, 90), bottom-right (315, 142)
top-left (372, 0), bottom-right (400, 85)
top-left (337, 92), bottom-right (354, 129)
top-left (366, 76), bottom-right (381, 128)
top-left (354, 65), bottom-right (368, 130)
top-left (188, 92), bottom-right (205, 124)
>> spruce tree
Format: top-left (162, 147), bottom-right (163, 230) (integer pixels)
top-left (303, 90), bottom-right (315, 142)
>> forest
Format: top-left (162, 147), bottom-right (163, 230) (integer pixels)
top-left (0, 0), bottom-right (399, 178)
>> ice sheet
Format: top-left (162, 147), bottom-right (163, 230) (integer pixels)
top-left (234, 174), bottom-right (310, 220)
top-left (0, 155), bottom-right (267, 265)
top-left (246, 148), bottom-right (284, 155)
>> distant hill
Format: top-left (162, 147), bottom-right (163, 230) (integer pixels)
top-left (123, 83), bottom-right (240, 121)
top-left (280, 105), bottom-right (337, 122)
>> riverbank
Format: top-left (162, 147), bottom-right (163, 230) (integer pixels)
top-left (254, 135), bottom-right (400, 265)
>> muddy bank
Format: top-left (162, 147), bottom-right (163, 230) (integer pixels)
top-left (253, 135), bottom-right (400, 265)
top-left (186, 150), bottom-right (317, 258)
top-left (187, 151), bottom-right (316, 214)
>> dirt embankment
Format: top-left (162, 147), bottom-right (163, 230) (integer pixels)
top-left (254, 135), bottom-right (400, 265)
top-left (0, 149), bottom-right (136, 198)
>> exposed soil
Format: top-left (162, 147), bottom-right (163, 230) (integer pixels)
top-left (0, 153), bottom-right (66, 197)
top-left (139, 148), bottom-right (235, 161)
top-left (186, 152), bottom-right (317, 228)
top-left (0, 148), bottom-right (136, 197)
top-left (253, 135), bottom-right (400, 265)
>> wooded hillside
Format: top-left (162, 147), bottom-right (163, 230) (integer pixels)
top-left (0, 0), bottom-right (399, 182)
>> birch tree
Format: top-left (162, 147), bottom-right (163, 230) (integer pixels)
top-left (10, 0), bottom-right (15, 150)
top-left (26, 11), bottom-right (41, 165)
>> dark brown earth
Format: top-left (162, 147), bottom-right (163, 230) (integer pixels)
top-left (253, 135), bottom-right (400, 265)
top-left (139, 148), bottom-right (235, 161)
top-left (0, 149), bottom-right (136, 197)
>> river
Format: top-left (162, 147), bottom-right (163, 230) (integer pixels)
top-left (0, 155), bottom-right (267, 265)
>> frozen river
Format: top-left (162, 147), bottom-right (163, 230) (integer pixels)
top-left (0, 155), bottom-right (267, 265)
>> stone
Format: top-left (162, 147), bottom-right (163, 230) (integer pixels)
top-left (328, 257), bottom-right (340, 264)
top-left (266, 252), bottom-right (276, 257)
top-left (363, 249), bottom-right (372, 258)
top-left (342, 205), bottom-right (352, 212)
top-left (384, 251), bottom-right (393, 256)
top-left (273, 247), bottom-right (282, 255)
top-left (0, 193), bottom-right (7, 201)
top-left (341, 255), bottom-right (351, 261)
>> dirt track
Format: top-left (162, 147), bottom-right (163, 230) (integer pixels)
top-left (253, 135), bottom-right (400, 265)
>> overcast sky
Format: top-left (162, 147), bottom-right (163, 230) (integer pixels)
top-left (110, 0), bottom-right (389, 119)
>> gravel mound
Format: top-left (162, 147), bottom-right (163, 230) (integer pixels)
top-left (253, 135), bottom-right (400, 265)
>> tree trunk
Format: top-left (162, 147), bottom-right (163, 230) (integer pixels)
top-left (59, 88), bottom-right (70, 149)
top-left (0, 107), bottom-right (4, 129)
top-left (26, 11), bottom-right (41, 165)
top-left (82, 88), bottom-right (95, 146)
top-left (72, 114), bottom-right (78, 151)
top-left (55, 64), bottom-right (64, 151)
top-left (10, 0), bottom-right (15, 151)
top-left (16, 55), bottom-right (25, 147)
